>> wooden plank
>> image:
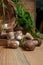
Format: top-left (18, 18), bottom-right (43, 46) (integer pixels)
top-left (0, 47), bottom-right (30, 65)
top-left (15, 48), bottom-right (30, 65)
top-left (23, 42), bottom-right (43, 65)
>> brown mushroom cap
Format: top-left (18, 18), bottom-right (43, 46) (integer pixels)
top-left (22, 40), bottom-right (35, 51)
top-left (14, 26), bottom-right (24, 31)
top-left (7, 40), bottom-right (19, 49)
top-left (32, 38), bottom-right (42, 46)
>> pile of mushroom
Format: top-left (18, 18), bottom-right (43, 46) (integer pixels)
top-left (0, 27), bottom-right (42, 50)
top-left (0, 19), bottom-right (42, 50)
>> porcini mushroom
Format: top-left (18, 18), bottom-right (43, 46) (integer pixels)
top-left (22, 40), bottom-right (35, 51)
top-left (7, 32), bottom-right (15, 40)
top-left (15, 31), bottom-right (23, 41)
top-left (7, 40), bottom-right (20, 49)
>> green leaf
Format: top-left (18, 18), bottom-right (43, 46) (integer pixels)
top-left (12, 0), bottom-right (35, 33)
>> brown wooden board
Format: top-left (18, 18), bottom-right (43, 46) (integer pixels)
top-left (0, 47), bottom-right (30, 65)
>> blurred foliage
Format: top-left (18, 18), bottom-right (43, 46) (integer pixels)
top-left (39, 0), bottom-right (43, 11)
top-left (12, 0), bottom-right (19, 4)
top-left (12, 0), bottom-right (43, 39)
top-left (1, 0), bottom-right (6, 23)
top-left (32, 33), bottom-right (40, 38)
top-left (40, 7), bottom-right (43, 11)
top-left (12, 0), bottom-right (34, 33)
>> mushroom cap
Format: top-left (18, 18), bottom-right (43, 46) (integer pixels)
top-left (23, 40), bottom-right (35, 51)
top-left (7, 40), bottom-right (19, 49)
top-left (32, 38), bottom-right (42, 46)
top-left (14, 26), bottom-right (24, 31)
top-left (15, 31), bottom-right (23, 41)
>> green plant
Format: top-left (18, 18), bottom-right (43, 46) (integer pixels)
top-left (12, 0), bottom-right (34, 33)
top-left (12, 0), bottom-right (19, 4)
top-left (1, 0), bottom-right (5, 22)
top-left (16, 12), bottom-right (34, 33)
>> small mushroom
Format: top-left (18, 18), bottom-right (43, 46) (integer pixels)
top-left (24, 33), bottom-right (34, 40)
top-left (32, 38), bottom-right (42, 46)
top-left (15, 31), bottom-right (23, 41)
top-left (22, 40), bottom-right (35, 51)
top-left (7, 40), bottom-right (20, 49)
top-left (7, 32), bottom-right (15, 40)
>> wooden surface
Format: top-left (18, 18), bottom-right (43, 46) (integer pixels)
top-left (0, 47), bottom-right (30, 65)
top-left (23, 41), bottom-right (43, 65)
top-left (0, 35), bottom-right (43, 65)
top-left (0, 41), bottom-right (43, 65)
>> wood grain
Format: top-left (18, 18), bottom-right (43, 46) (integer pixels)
top-left (0, 41), bottom-right (43, 65)
top-left (0, 47), bottom-right (30, 65)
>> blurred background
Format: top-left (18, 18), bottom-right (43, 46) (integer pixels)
top-left (36, 0), bottom-right (43, 33)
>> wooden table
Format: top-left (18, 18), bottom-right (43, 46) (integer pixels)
top-left (0, 41), bottom-right (43, 65)
top-left (0, 46), bottom-right (30, 65)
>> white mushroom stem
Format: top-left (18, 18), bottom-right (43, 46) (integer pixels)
top-left (16, 31), bottom-right (23, 36)
top-left (15, 31), bottom-right (23, 40)
top-left (14, 41), bottom-right (20, 46)
top-left (16, 35), bottom-right (23, 40)
top-left (8, 32), bottom-right (15, 39)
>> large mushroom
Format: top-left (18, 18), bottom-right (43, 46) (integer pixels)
top-left (7, 40), bottom-right (20, 49)
top-left (22, 40), bottom-right (35, 51)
